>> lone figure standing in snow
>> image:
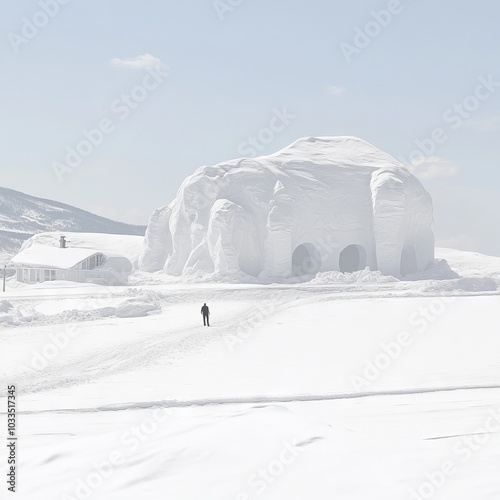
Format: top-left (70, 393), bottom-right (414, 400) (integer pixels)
top-left (201, 303), bottom-right (210, 326)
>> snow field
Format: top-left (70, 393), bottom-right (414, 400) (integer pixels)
top-left (0, 248), bottom-right (499, 499)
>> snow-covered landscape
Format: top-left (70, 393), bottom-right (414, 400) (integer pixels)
top-left (2, 1), bottom-right (500, 498)
top-left (0, 187), bottom-right (145, 261)
top-left (1, 136), bottom-right (500, 498)
top-left (1, 245), bottom-right (499, 499)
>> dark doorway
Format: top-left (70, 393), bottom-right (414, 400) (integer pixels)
top-left (339, 245), bottom-right (366, 273)
top-left (292, 243), bottom-right (322, 276)
top-left (400, 245), bottom-right (417, 276)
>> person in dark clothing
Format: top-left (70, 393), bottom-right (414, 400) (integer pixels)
top-left (201, 303), bottom-right (210, 326)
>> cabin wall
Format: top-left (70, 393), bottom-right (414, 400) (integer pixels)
top-left (14, 267), bottom-right (129, 285)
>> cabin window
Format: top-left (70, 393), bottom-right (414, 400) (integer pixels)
top-left (83, 256), bottom-right (96, 270)
top-left (81, 255), bottom-right (106, 271)
top-left (44, 270), bottom-right (56, 281)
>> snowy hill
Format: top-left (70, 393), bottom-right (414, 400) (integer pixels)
top-left (0, 187), bottom-right (146, 258)
top-left (141, 136), bottom-right (434, 280)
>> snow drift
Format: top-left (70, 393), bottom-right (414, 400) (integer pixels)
top-left (140, 137), bottom-right (434, 279)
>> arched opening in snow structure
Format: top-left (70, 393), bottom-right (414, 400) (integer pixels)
top-left (400, 245), bottom-right (417, 276)
top-left (339, 245), bottom-right (366, 273)
top-left (292, 243), bottom-right (322, 276)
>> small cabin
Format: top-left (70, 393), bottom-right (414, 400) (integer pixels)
top-left (10, 241), bottom-right (133, 285)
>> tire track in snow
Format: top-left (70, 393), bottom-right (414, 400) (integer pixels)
top-left (8, 383), bottom-right (500, 415)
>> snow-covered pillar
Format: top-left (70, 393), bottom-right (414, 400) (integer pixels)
top-left (139, 205), bottom-right (172, 272)
top-left (371, 168), bottom-right (408, 275)
top-left (207, 199), bottom-right (244, 275)
top-left (371, 167), bottom-right (434, 276)
top-left (263, 181), bottom-right (296, 278)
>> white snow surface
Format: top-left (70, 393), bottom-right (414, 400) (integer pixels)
top-left (10, 245), bottom-right (101, 270)
top-left (140, 136), bottom-right (434, 279)
top-left (16, 232), bottom-right (144, 269)
top-left (0, 248), bottom-right (499, 499)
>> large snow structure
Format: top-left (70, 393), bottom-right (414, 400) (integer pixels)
top-left (140, 137), bottom-right (434, 278)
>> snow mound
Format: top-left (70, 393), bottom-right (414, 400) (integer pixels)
top-left (436, 248), bottom-right (500, 283)
top-left (401, 258), bottom-right (460, 281)
top-left (0, 290), bottom-right (163, 327)
top-left (115, 291), bottom-right (162, 318)
top-left (0, 299), bottom-right (12, 313)
top-left (140, 136), bottom-right (434, 281)
top-left (422, 277), bottom-right (498, 294)
top-left (309, 268), bottom-right (399, 285)
top-left (115, 301), bottom-right (157, 318)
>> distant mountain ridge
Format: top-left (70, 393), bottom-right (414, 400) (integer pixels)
top-left (0, 186), bottom-right (146, 256)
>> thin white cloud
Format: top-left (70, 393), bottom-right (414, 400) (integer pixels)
top-left (410, 156), bottom-right (460, 180)
top-left (326, 84), bottom-right (347, 97)
top-left (111, 53), bottom-right (163, 70)
top-left (464, 116), bottom-right (500, 132)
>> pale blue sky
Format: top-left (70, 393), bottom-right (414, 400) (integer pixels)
top-left (1, 0), bottom-right (499, 254)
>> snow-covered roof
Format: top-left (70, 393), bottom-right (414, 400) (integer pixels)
top-left (23, 232), bottom-right (144, 265)
top-left (10, 244), bottom-right (102, 270)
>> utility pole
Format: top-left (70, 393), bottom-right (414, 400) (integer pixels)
top-left (3, 264), bottom-right (6, 293)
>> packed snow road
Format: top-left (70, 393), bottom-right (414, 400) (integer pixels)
top-left (1, 283), bottom-right (499, 405)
